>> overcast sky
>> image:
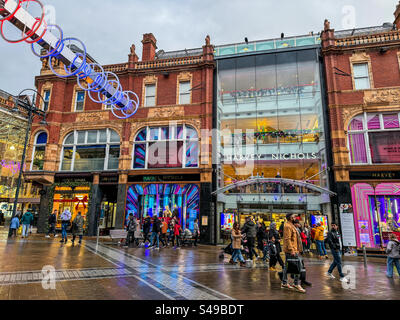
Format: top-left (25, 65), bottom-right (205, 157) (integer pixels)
top-left (0, 0), bottom-right (396, 95)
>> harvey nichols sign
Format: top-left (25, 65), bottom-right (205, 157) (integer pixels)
top-left (224, 152), bottom-right (319, 162)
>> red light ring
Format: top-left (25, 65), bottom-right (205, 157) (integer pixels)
top-left (0, 0), bottom-right (22, 22)
top-left (24, 17), bottom-right (46, 44)
top-left (0, 0), bottom-right (44, 43)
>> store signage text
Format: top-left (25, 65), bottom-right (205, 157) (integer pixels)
top-left (224, 152), bottom-right (318, 162)
top-left (350, 171), bottom-right (400, 180)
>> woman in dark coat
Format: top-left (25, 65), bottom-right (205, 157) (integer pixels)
top-left (268, 222), bottom-right (284, 268)
top-left (256, 222), bottom-right (267, 254)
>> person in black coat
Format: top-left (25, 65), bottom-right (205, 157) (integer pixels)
top-left (143, 216), bottom-right (152, 245)
top-left (268, 222), bottom-right (284, 268)
top-left (256, 222), bottom-right (267, 256)
top-left (241, 216), bottom-right (258, 260)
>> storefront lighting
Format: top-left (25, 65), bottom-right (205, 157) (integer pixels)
top-left (9, 145), bottom-right (15, 151)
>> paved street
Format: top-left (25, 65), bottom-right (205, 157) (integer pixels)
top-left (0, 227), bottom-right (398, 300)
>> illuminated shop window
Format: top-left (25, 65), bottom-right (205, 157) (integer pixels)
top-left (61, 129), bottom-right (120, 171)
top-left (348, 112), bottom-right (400, 164)
top-left (133, 125), bottom-right (199, 169)
top-left (31, 131), bottom-right (47, 171)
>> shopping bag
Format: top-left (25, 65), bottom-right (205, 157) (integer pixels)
top-left (17, 226), bottom-right (22, 235)
top-left (286, 256), bottom-right (302, 274)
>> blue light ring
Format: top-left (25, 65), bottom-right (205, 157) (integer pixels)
top-left (77, 63), bottom-right (104, 92)
top-left (31, 24), bottom-right (63, 58)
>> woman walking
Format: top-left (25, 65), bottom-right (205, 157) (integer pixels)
top-left (71, 212), bottom-right (84, 245)
top-left (230, 222), bottom-right (246, 267)
top-left (386, 233), bottom-right (400, 278)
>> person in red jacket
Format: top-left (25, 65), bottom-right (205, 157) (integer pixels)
top-left (173, 220), bottom-right (181, 249)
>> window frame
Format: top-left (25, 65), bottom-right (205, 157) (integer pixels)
top-left (132, 125), bottom-right (199, 169)
top-left (30, 131), bottom-right (48, 171)
top-left (178, 81), bottom-right (191, 105)
top-left (352, 63), bottom-right (371, 90)
top-left (74, 91), bottom-right (85, 112)
top-left (348, 112), bottom-right (400, 165)
top-left (60, 129), bottom-right (120, 172)
top-left (42, 89), bottom-right (51, 111)
top-left (144, 83), bottom-right (156, 107)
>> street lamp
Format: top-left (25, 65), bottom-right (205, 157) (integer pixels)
top-left (8, 89), bottom-right (47, 234)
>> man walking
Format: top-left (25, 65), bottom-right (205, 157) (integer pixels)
top-left (150, 215), bottom-right (161, 250)
top-left (143, 216), bottom-right (151, 246)
top-left (46, 210), bottom-right (58, 238)
top-left (326, 223), bottom-right (348, 282)
top-left (124, 213), bottom-right (137, 248)
top-left (193, 218), bottom-right (200, 247)
top-left (281, 213), bottom-right (306, 293)
top-left (21, 210), bottom-right (33, 238)
top-left (241, 216), bottom-right (258, 261)
top-left (60, 208), bottom-right (71, 244)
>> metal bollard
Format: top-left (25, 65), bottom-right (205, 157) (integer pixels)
top-left (362, 245), bottom-right (367, 267)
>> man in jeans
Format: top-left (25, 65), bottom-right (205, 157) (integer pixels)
top-left (124, 213), bottom-right (137, 248)
top-left (281, 213), bottom-right (306, 293)
top-left (241, 216), bottom-right (258, 261)
top-left (326, 223), bottom-right (348, 282)
top-left (60, 208), bottom-right (71, 244)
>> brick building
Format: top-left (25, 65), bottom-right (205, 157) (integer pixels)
top-left (25, 34), bottom-right (215, 241)
top-left (321, 3), bottom-right (400, 251)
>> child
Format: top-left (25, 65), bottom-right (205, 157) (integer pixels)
top-left (262, 239), bottom-right (270, 262)
top-left (9, 215), bottom-right (20, 238)
top-left (268, 236), bottom-right (278, 271)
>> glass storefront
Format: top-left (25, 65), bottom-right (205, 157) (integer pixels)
top-left (125, 183), bottom-right (200, 232)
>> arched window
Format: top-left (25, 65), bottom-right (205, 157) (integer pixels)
top-left (348, 112), bottom-right (400, 164)
top-left (61, 129), bottom-right (120, 171)
top-left (31, 132), bottom-right (47, 171)
top-left (133, 125), bottom-right (199, 169)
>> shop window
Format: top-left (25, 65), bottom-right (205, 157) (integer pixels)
top-left (31, 131), bottom-right (47, 171)
top-left (353, 63), bottom-right (370, 90)
top-left (61, 129), bottom-right (120, 171)
top-left (74, 91), bottom-right (85, 112)
top-left (133, 125), bottom-right (199, 169)
top-left (179, 81), bottom-right (191, 105)
top-left (144, 84), bottom-right (156, 107)
top-left (42, 90), bottom-right (51, 111)
top-left (348, 112), bottom-right (400, 164)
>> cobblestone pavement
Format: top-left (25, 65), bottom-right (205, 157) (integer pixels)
top-left (0, 228), bottom-right (399, 300)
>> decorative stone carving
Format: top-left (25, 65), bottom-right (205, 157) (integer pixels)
top-left (364, 89), bottom-right (400, 105)
top-left (324, 19), bottom-right (330, 31)
top-left (76, 112), bottom-right (108, 122)
top-left (147, 106), bottom-right (184, 119)
top-left (342, 106), bottom-right (363, 130)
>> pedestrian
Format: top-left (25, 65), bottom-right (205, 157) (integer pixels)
top-left (173, 219), bottom-right (181, 249)
top-left (299, 225), bottom-right (308, 252)
top-left (230, 222), bottom-right (246, 267)
top-left (386, 233), bottom-right (400, 278)
top-left (261, 238), bottom-right (269, 263)
top-left (293, 220), bottom-right (313, 287)
top-left (143, 216), bottom-right (151, 245)
top-left (268, 235), bottom-right (278, 271)
top-left (315, 223), bottom-right (328, 259)
top-left (20, 210), bottom-right (33, 238)
top-left (8, 215), bottom-right (20, 238)
top-left (59, 208), bottom-right (71, 244)
top-left (311, 224), bottom-right (317, 251)
top-left (303, 223), bottom-right (311, 253)
top-left (281, 213), bottom-right (306, 293)
top-left (241, 216), bottom-right (258, 261)
top-left (268, 222), bottom-right (285, 268)
top-left (160, 218), bottom-right (168, 247)
top-left (71, 212), bottom-right (84, 245)
top-left (193, 218), bottom-right (200, 247)
top-left (325, 222), bottom-right (348, 282)
top-left (256, 222), bottom-right (267, 259)
top-left (0, 210), bottom-right (4, 226)
top-left (46, 209), bottom-right (58, 238)
top-left (150, 215), bottom-right (161, 250)
top-left (124, 213), bottom-right (137, 248)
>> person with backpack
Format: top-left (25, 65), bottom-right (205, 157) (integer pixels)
top-left (71, 212), bottom-right (84, 245)
top-left (386, 233), bottom-right (400, 278)
top-left (21, 210), bottom-right (33, 238)
top-left (46, 210), bottom-right (58, 238)
top-left (268, 235), bottom-right (279, 271)
top-left (315, 223), bottom-right (328, 259)
top-left (326, 222), bottom-right (348, 282)
top-left (124, 213), bottom-right (137, 248)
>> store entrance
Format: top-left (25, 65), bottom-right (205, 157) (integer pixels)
top-left (99, 185), bottom-right (118, 235)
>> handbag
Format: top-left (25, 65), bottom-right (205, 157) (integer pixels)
top-left (286, 256), bottom-right (302, 274)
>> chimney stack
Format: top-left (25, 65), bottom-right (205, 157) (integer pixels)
top-left (141, 33), bottom-right (157, 61)
top-left (394, 2), bottom-right (400, 30)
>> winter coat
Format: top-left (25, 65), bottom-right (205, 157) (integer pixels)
top-left (152, 218), bottom-right (161, 233)
top-left (300, 231), bottom-right (308, 245)
top-left (282, 221), bottom-right (303, 255)
top-left (143, 219), bottom-right (151, 234)
top-left (48, 213), bottom-right (57, 224)
top-left (193, 222), bottom-right (200, 235)
top-left (231, 229), bottom-right (242, 250)
top-left (60, 210), bottom-right (71, 222)
top-left (21, 212), bottom-right (33, 225)
top-left (241, 220), bottom-right (257, 238)
top-left (268, 242), bottom-right (277, 257)
top-left (269, 226), bottom-right (282, 253)
top-left (72, 215), bottom-right (84, 236)
top-left (386, 239), bottom-right (400, 259)
top-left (10, 217), bottom-right (20, 229)
top-left (126, 219), bottom-right (137, 232)
top-left (314, 226), bottom-right (325, 241)
top-left (327, 230), bottom-right (342, 251)
top-left (173, 223), bottom-right (181, 236)
top-left (161, 221), bottom-right (168, 234)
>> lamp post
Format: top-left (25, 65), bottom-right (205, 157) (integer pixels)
top-left (9, 89), bottom-right (47, 228)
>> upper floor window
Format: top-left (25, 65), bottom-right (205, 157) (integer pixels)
top-left (144, 84), bottom-right (156, 107)
top-left (133, 125), bottom-right (199, 169)
top-left (179, 81), bottom-right (191, 104)
top-left (348, 112), bottom-right (400, 164)
top-left (353, 63), bottom-right (370, 90)
top-left (61, 129), bottom-right (120, 172)
top-left (31, 132), bottom-right (47, 171)
top-left (75, 91), bottom-right (85, 112)
top-left (42, 90), bottom-right (51, 111)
